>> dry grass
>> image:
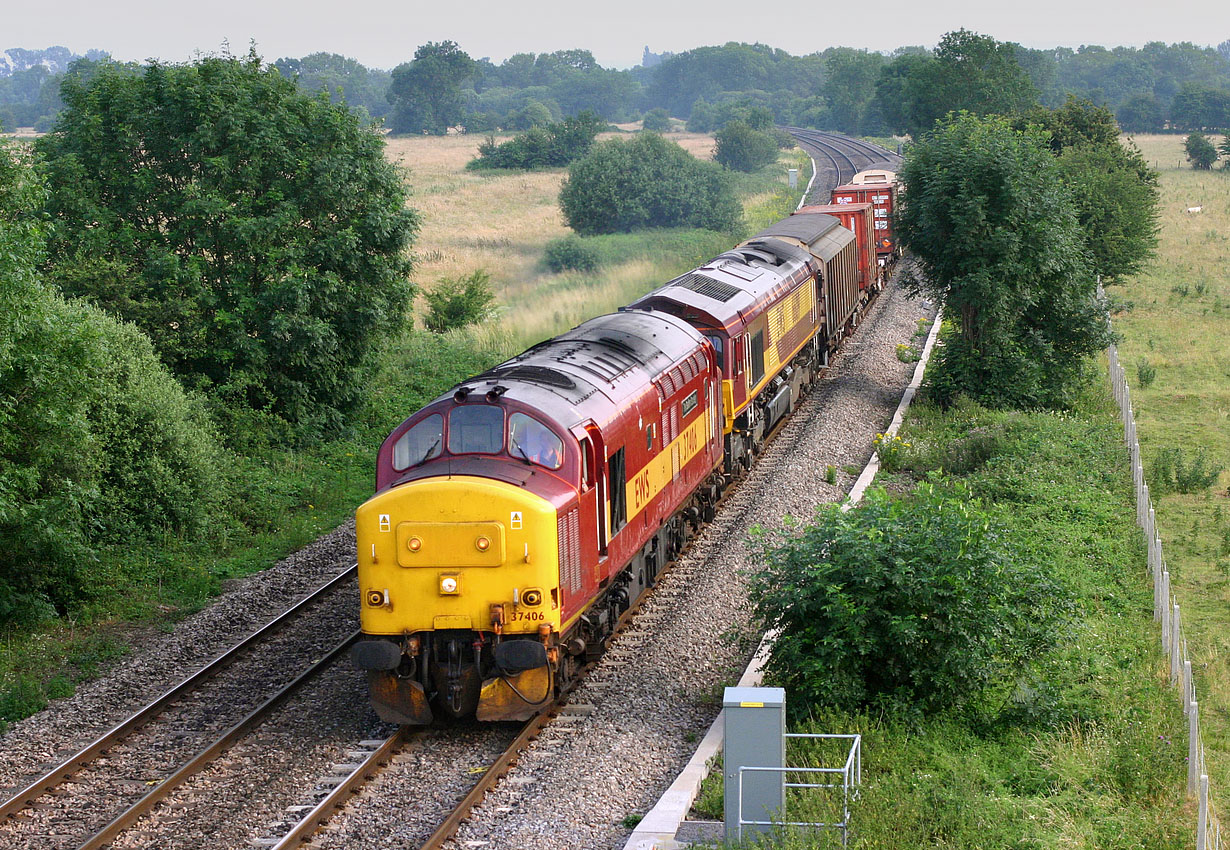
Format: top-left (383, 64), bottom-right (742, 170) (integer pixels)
top-left (384, 135), bottom-right (570, 299)
top-left (1112, 132), bottom-right (1230, 811)
top-left (383, 131), bottom-right (722, 349)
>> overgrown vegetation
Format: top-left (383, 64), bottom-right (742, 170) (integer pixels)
top-left (0, 142), bottom-right (223, 629)
top-left (723, 391), bottom-right (1191, 845)
top-left (714, 120), bottom-right (779, 172)
top-left (559, 133), bottom-right (742, 235)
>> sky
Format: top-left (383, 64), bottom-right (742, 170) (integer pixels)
top-left (6, 0), bottom-right (1227, 70)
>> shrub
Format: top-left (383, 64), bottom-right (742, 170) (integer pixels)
top-left (641, 108), bottom-right (671, 132)
top-left (1150, 446), bottom-right (1223, 494)
top-left (748, 480), bottom-right (1067, 718)
top-left (714, 120), bottom-right (778, 172)
top-left (422, 270), bottom-right (497, 332)
top-left (559, 133), bottom-right (743, 235)
top-left (543, 235), bottom-right (600, 272)
top-left (1136, 358), bottom-right (1156, 388)
top-left (468, 111), bottom-right (606, 171)
top-left (1185, 133), bottom-right (1218, 170)
top-left (0, 142), bottom-right (224, 625)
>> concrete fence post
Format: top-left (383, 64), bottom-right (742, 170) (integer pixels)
top-left (1171, 603), bottom-right (1181, 684)
top-left (1185, 660), bottom-right (1193, 714)
top-left (1154, 564), bottom-right (1163, 621)
top-left (1190, 700), bottom-right (1199, 796)
top-left (1161, 575), bottom-right (1171, 651)
top-left (1198, 773), bottom-right (1209, 850)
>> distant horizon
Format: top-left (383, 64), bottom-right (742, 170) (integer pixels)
top-left (6, 0), bottom-right (1228, 73)
top-left (4, 35), bottom-right (1228, 74)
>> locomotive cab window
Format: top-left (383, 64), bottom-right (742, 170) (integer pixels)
top-left (392, 414), bottom-right (443, 470)
top-left (703, 333), bottom-right (724, 371)
top-left (508, 412), bottom-right (563, 469)
top-left (448, 405), bottom-right (504, 455)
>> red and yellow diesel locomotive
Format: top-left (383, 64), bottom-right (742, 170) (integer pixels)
top-left (351, 201), bottom-right (887, 725)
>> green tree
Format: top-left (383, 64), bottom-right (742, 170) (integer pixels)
top-left (38, 52), bottom-right (420, 431)
top-left (1185, 132), bottom-right (1218, 169)
top-left (273, 52), bottom-right (392, 121)
top-left (897, 113), bottom-right (1112, 408)
top-left (641, 107), bottom-right (671, 132)
top-left (388, 41), bottom-right (477, 134)
top-left (1013, 98), bottom-right (1159, 282)
top-left (559, 133), bottom-right (742, 235)
top-left (882, 30), bottom-right (1039, 137)
top-left (1116, 93), bottom-right (1164, 133)
top-left (0, 142), bottom-right (223, 625)
top-left (749, 482), bottom-right (1066, 718)
top-left (713, 119), bottom-right (778, 171)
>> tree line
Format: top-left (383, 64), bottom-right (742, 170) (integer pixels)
top-left (5, 37), bottom-right (1230, 135)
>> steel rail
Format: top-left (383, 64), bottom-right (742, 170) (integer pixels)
top-left (786, 129), bottom-right (901, 184)
top-left (75, 630), bottom-right (362, 850)
top-left (270, 728), bottom-right (414, 850)
top-left (0, 563), bottom-right (357, 823)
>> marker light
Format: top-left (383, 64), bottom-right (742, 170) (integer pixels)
top-left (440, 576), bottom-right (459, 594)
top-left (407, 537), bottom-right (422, 552)
top-left (475, 536), bottom-right (491, 552)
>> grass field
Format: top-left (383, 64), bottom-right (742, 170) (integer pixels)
top-left (1111, 133), bottom-right (1230, 820)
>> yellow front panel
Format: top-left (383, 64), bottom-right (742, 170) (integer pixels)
top-left (626, 408), bottom-right (711, 522)
top-left (357, 476), bottom-right (559, 637)
top-left (396, 521), bottom-right (505, 567)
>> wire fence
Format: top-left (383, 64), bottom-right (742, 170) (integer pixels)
top-left (1105, 312), bottom-right (1222, 849)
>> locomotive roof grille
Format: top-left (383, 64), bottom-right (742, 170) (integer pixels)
top-left (672, 272), bottom-right (741, 302)
top-left (484, 364), bottom-right (576, 389)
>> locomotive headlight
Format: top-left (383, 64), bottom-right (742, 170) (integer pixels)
top-left (522, 588), bottom-right (543, 607)
top-left (407, 536), bottom-right (423, 553)
top-left (475, 536), bottom-right (491, 552)
top-left (439, 574), bottom-right (460, 595)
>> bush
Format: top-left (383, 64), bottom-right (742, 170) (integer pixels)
top-left (1185, 133), bottom-right (1218, 170)
top-left (559, 133), bottom-right (743, 235)
top-left (714, 120), bottom-right (779, 172)
top-left (748, 480), bottom-right (1068, 718)
top-left (467, 111), bottom-right (606, 170)
top-left (0, 142), bottom-right (224, 625)
top-left (1150, 446), bottom-right (1223, 494)
top-left (641, 108), bottom-right (671, 132)
top-left (543, 235), bottom-right (600, 272)
top-left (422, 270), bottom-right (497, 332)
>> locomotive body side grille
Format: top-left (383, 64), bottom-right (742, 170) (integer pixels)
top-left (559, 509), bottom-right (581, 593)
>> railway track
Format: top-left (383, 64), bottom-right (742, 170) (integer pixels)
top-left (785, 128), bottom-right (902, 201)
top-left (0, 566), bottom-right (360, 849)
